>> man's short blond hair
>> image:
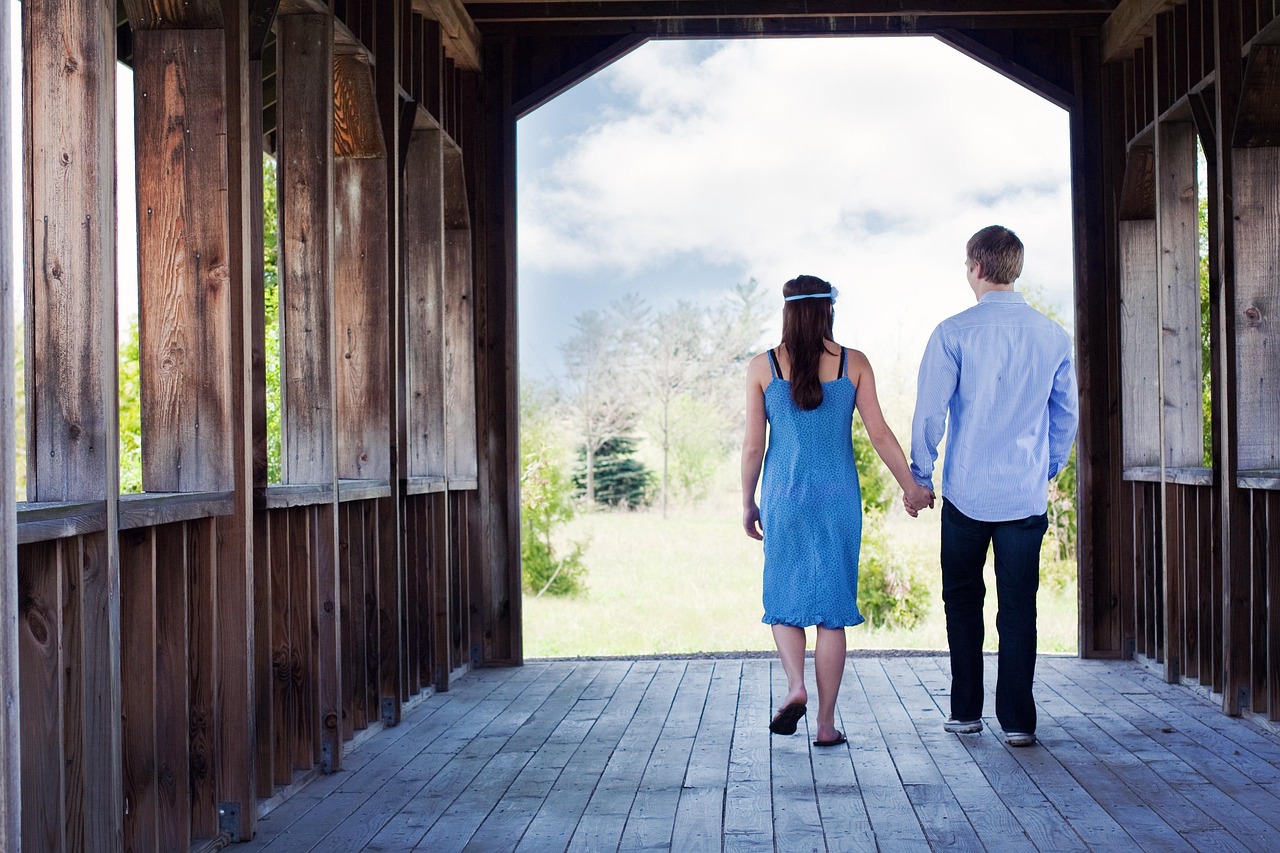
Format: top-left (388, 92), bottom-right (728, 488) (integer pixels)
top-left (966, 225), bottom-right (1024, 284)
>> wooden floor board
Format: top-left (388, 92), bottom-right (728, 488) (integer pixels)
top-left (237, 655), bottom-right (1280, 853)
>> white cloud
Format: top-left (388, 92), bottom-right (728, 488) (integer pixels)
top-left (517, 36), bottom-right (1075, 388)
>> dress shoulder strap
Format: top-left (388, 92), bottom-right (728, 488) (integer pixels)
top-left (839, 347), bottom-right (848, 378)
top-left (768, 349), bottom-right (781, 379)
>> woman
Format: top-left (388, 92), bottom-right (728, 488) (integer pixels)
top-left (741, 274), bottom-right (933, 747)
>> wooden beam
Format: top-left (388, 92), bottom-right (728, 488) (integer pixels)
top-left (1102, 0), bottom-right (1175, 61)
top-left (468, 0), bottom-right (1116, 21)
top-left (413, 0), bottom-right (482, 70)
top-left (936, 27), bottom-right (1075, 111)
top-left (0, 0), bottom-right (19, 844)
top-left (249, 0), bottom-right (282, 58)
top-left (478, 12), bottom-right (1110, 37)
top-left (119, 0), bottom-right (223, 29)
top-left (134, 29), bottom-right (235, 494)
top-left (1118, 145), bottom-right (1156, 219)
top-left (442, 143), bottom-right (477, 482)
top-left (334, 54), bottom-right (387, 159)
top-left (1234, 44), bottom-right (1280, 147)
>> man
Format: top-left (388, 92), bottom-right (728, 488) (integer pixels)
top-left (909, 225), bottom-right (1078, 747)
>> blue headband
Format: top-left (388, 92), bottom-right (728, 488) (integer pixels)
top-left (784, 285), bottom-right (840, 303)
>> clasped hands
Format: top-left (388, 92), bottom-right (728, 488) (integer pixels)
top-left (902, 483), bottom-right (936, 518)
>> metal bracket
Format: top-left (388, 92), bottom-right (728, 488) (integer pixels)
top-left (321, 741), bottom-right (334, 774)
top-left (382, 697), bottom-right (396, 726)
top-left (1239, 686), bottom-right (1252, 711)
top-left (218, 802), bottom-right (242, 843)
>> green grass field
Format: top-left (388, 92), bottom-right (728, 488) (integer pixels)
top-left (522, 490), bottom-right (1080, 658)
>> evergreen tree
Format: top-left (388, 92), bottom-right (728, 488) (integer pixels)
top-left (575, 436), bottom-right (655, 508)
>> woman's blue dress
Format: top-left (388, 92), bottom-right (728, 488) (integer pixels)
top-left (760, 348), bottom-right (865, 629)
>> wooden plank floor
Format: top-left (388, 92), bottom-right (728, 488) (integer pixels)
top-left (240, 655), bottom-right (1280, 852)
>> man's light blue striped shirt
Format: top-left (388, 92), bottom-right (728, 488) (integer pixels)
top-left (910, 291), bottom-right (1079, 522)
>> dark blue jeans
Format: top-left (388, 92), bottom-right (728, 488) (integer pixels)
top-left (941, 500), bottom-right (1047, 734)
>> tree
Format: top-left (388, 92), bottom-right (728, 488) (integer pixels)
top-left (638, 302), bottom-right (708, 516)
top-left (520, 380), bottom-right (586, 596)
top-left (561, 303), bottom-right (642, 506)
top-left (575, 436), bottom-right (655, 508)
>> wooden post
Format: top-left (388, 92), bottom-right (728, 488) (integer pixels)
top-left (218, 0), bottom-right (262, 837)
top-left (405, 130), bottom-right (447, 481)
top-left (375, 0), bottom-right (408, 714)
top-left (277, 11), bottom-right (343, 771)
top-left (133, 27), bottom-right (234, 494)
top-left (22, 3), bottom-right (123, 851)
top-left (1212, 0), bottom-right (1251, 716)
top-left (473, 39), bottom-right (522, 666)
top-left (0, 0), bottom-right (19, 844)
top-left (1071, 29), bottom-right (1125, 659)
top-left (1154, 117), bottom-right (1203, 682)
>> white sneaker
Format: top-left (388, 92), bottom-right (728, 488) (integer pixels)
top-left (1005, 731), bottom-right (1036, 747)
top-left (943, 717), bottom-right (982, 734)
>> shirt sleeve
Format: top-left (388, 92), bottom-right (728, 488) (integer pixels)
top-left (1046, 341), bottom-right (1079, 479)
top-left (910, 324), bottom-right (958, 489)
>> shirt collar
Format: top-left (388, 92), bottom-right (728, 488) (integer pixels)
top-left (979, 290), bottom-right (1026, 305)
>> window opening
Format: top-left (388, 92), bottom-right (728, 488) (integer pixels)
top-left (1195, 137), bottom-right (1212, 468)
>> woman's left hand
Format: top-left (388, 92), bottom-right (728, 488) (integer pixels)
top-left (743, 502), bottom-right (763, 540)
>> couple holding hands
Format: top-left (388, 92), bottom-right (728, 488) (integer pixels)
top-left (740, 225), bottom-right (1079, 750)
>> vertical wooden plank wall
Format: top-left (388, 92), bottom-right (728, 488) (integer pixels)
top-left (1102, 0), bottom-right (1280, 722)
top-left (0, 0), bottom-right (18, 845)
top-left (20, 3), bottom-right (123, 853)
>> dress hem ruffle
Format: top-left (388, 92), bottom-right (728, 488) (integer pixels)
top-left (762, 613), bottom-right (866, 630)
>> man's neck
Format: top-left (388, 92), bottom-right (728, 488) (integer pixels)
top-left (974, 280), bottom-right (1016, 300)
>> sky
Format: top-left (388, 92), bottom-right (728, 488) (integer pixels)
top-left (516, 36), bottom-right (1075, 413)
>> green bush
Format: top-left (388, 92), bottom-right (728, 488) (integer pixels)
top-left (521, 387), bottom-right (587, 597)
top-left (858, 512), bottom-right (930, 630)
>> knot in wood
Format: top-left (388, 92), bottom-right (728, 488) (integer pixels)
top-left (26, 606), bottom-right (51, 647)
top-left (1245, 305), bottom-right (1263, 325)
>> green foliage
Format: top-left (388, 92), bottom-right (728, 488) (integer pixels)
top-left (13, 321), bottom-right (25, 502)
top-left (119, 317), bottom-right (143, 493)
top-left (852, 419), bottom-right (895, 515)
top-left (857, 511), bottom-right (930, 630)
top-left (667, 395), bottom-right (726, 502)
top-left (264, 156), bottom-right (284, 483)
top-left (521, 383), bottom-right (587, 597)
top-left (1198, 187), bottom-right (1213, 467)
top-left (575, 436), bottom-right (656, 509)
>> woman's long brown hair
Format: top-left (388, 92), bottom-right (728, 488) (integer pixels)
top-left (780, 275), bottom-right (836, 410)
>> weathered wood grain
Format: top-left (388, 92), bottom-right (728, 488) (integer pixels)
top-left (187, 519), bottom-right (217, 840)
top-left (405, 130), bottom-right (448, 479)
top-left (278, 13), bottom-right (337, 486)
top-left (153, 524), bottom-right (190, 851)
top-left (18, 543), bottom-right (64, 852)
top-left (0, 0), bottom-right (18, 843)
top-left (334, 156), bottom-right (391, 480)
top-left (120, 529), bottom-right (158, 852)
top-left (1155, 120), bottom-right (1205, 468)
top-left (314, 501), bottom-right (343, 772)
top-left (269, 509), bottom-right (293, 786)
top-left (429, 492), bottom-right (452, 691)
top-left (411, 0), bottom-right (481, 71)
top-left (217, 2), bottom-right (260, 834)
top-left (254, 509), bottom-right (275, 797)
top-left (134, 28), bottom-right (235, 493)
top-left (119, 0), bottom-right (223, 29)
top-left (1120, 219), bottom-right (1160, 468)
top-left (442, 143), bottom-right (478, 482)
top-left (23, 0), bottom-right (118, 505)
top-left (1232, 146), bottom-right (1280, 471)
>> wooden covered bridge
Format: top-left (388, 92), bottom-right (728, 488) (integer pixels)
top-left (0, 0), bottom-right (1277, 850)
